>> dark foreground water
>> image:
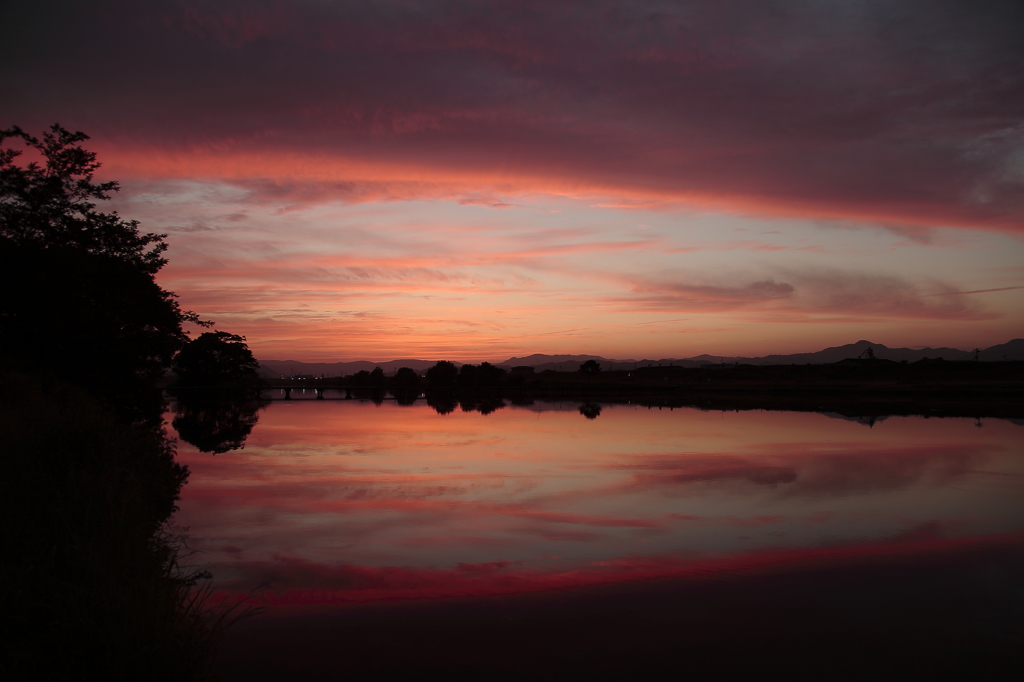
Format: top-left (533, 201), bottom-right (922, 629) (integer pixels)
top-left (169, 400), bottom-right (1024, 680)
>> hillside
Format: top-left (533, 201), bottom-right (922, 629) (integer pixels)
top-left (257, 339), bottom-right (1024, 377)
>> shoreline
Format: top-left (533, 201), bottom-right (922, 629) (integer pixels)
top-left (170, 385), bottom-right (1024, 421)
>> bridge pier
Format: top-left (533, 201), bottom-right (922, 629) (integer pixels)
top-left (283, 387), bottom-right (292, 400)
top-left (316, 387), bottom-right (324, 400)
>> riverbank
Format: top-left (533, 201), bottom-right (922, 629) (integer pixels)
top-left (1, 372), bottom-right (222, 680)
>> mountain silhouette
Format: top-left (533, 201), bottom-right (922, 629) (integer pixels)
top-left (256, 339), bottom-right (1023, 376)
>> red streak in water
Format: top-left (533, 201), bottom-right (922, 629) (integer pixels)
top-left (210, 531), bottom-right (1024, 607)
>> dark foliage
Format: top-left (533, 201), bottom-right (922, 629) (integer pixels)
top-left (391, 389), bottom-right (420, 406)
top-left (172, 390), bottom-right (268, 454)
top-left (1, 126), bottom-right (256, 678)
top-left (426, 360), bottom-right (459, 387)
top-left (457, 363), bottom-right (478, 386)
top-left (0, 125), bottom-right (208, 421)
top-left (0, 125), bottom-right (170, 274)
top-left (0, 241), bottom-right (190, 421)
top-left (457, 362), bottom-right (507, 387)
top-left (579, 359), bottom-right (601, 374)
top-left (173, 332), bottom-right (260, 388)
top-left (478, 362), bottom-right (506, 385)
top-left (426, 391), bottom-right (459, 415)
top-left (579, 402), bottom-right (603, 419)
top-left (460, 394), bottom-right (507, 415)
top-left (349, 367), bottom-right (386, 388)
top-left (393, 366), bottom-right (421, 388)
top-left (392, 367), bottom-right (422, 404)
top-left (0, 373), bottom-right (211, 679)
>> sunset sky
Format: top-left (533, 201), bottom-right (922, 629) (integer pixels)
top-left (4, 0), bottom-right (1022, 361)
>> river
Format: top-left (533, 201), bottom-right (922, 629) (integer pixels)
top-left (168, 398), bottom-right (1024, 679)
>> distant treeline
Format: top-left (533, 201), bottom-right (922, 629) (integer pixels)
top-left (254, 357), bottom-right (1024, 422)
top-left (271, 355), bottom-right (1024, 391)
top-left (277, 359), bottom-right (605, 387)
top-left (341, 360), bottom-right (512, 388)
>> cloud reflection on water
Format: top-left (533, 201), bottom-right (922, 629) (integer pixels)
top-left (608, 443), bottom-right (983, 496)
top-left (212, 533), bottom-right (1024, 606)
top-left (169, 402), bottom-right (1024, 604)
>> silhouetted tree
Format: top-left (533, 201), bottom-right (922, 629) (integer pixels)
top-left (173, 331), bottom-right (260, 387)
top-left (1, 125), bottom-right (172, 274)
top-left (1, 125), bottom-right (255, 675)
top-left (456, 362), bottom-right (506, 387)
top-left (476, 395), bottom-right (506, 415)
top-left (393, 366), bottom-right (420, 388)
top-left (477, 361), bottom-right (507, 385)
top-left (426, 392), bottom-right (458, 415)
top-left (172, 391), bottom-right (267, 453)
top-left (2, 243), bottom-right (192, 420)
top-left (393, 391), bottom-right (418, 406)
top-left (579, 402), bottom-right (603, 419)
top-left (426, 360), bottom-right (459, 387)
top-left (457, 363), bottom-right (479, 387)
top-left (391, 367), bottom-right (421, 405)
top-left (369, 366), bottom-right (385, 387)
top-left (579, 359), bottom-right (601, 374)
top-left (0, 125), bottom-right (209, 420)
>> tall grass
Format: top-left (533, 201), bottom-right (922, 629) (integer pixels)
top-left (0, 371), bottom-right (253, 680)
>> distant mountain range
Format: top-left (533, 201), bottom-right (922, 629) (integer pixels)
top-left (257, 339), bottom-right (1024, 378)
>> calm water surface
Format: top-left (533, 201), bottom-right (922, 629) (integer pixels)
top-left (169, 401), bottom-right (1024, 604)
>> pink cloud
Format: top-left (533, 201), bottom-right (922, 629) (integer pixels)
top-left (5, 1), bottom-right (1022, 231)
top-left (598, 268), bottom-right (998, 320)
top-left (10, 3), bottom-right (1020, 359)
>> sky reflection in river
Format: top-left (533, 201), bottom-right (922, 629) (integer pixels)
top-left (169, 402), bottom-right (1024, 604)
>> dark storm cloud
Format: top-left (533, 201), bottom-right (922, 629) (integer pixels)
top-left (3, 0), bottom-right (1022, 228)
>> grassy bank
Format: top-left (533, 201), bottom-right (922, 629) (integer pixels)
top-left (0, 372), bottom-right (225, 680)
